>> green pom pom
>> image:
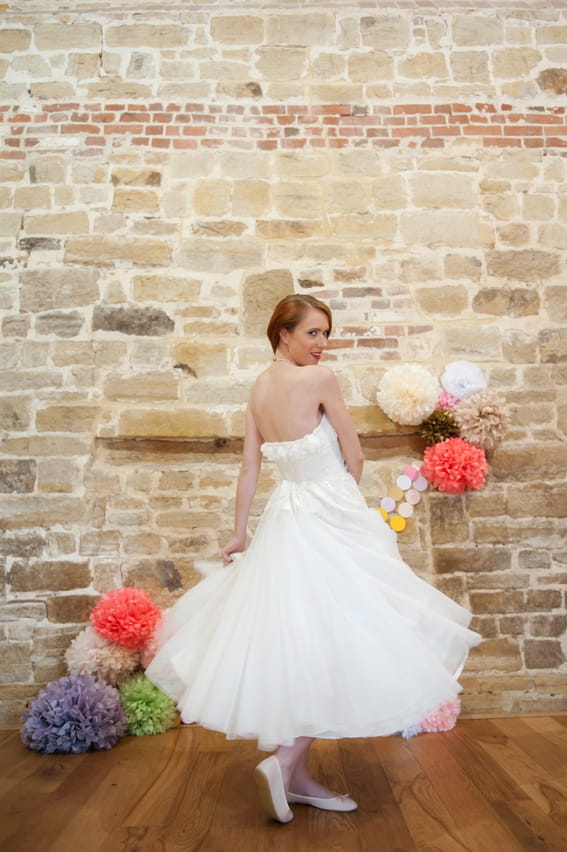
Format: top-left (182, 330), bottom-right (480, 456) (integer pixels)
top-left (421, 409), bottom-right (460, 446)
top-left (119, 673), bottom-right (178, 736)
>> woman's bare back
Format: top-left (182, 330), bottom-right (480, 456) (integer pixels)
top-left (249, 364), bottom-right (325, 443)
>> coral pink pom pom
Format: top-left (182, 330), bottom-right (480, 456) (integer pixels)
top-left (420, 698), bottom-right (461, 733)
top-left (90, 588), bottom-right (161, 650)
top-left (422, 437), bottom-right (488, 494)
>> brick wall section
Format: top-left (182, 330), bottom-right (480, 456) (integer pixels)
top-left (0, 1), bottom-right (566, 725)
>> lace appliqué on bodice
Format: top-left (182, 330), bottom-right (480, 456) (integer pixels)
top-left (260, 415), bottom-right (348, 484)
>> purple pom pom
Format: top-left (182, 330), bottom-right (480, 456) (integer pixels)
top-left (20, 673), bottom-right (126, 754)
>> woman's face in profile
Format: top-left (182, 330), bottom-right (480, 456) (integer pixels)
top-left (281, 308), bottom-right (330, 366)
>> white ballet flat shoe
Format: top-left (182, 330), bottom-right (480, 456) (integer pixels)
top-left (286, 791), bottom-right (358, 812)
top-left (254, 756), bottom-right (294, 823)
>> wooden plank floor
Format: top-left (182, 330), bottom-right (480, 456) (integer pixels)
top-left (1, 716), bottom-right (567, 851)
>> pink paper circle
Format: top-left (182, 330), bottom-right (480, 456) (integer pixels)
top-left (406, 489), bottom-right (421, 505)
top-left (403, 466), bottom-right (419, 481)
top-left (414, 475), bottom-right (429, 492)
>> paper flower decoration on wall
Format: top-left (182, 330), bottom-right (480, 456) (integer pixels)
top-left (441, 360), bottom-right (487, 400)
top-left (377, 364), bottom-right (440, 426)
top-left (376, 361), bottom-right (509, 512)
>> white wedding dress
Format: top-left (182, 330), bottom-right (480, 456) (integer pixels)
top-left (146, 414), bottom-right (481, 750)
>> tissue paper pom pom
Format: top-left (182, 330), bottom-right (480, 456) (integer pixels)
top-left (455, 390), bottom-right (510, 452)
top-left (90, 587), bottom-right (161, 650)
top-left (119, 673), bottom-right (179, 736)
top-left (420, 409), bottom-right (460, 446)
top-left (422, 437), bottom-right (488, 494)
top-left (441, 361), bottom-right (487, 400)
top-left (65, 626), bottom-right (139, 685)
top-left (436, 390), bottom-right (459, 411)
top-left (20, 674), bottom-right (125, 754)
top-left (377, 365), bottom-right (439, 426)
top-left (420, 697), bottom-right (461, 733)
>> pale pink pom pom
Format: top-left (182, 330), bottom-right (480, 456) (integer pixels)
top-left (436, 390), bottom-right (459, 411)
top-left (420, 697), bottom-right (461, 733)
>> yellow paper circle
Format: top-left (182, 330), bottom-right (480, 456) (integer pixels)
top-left (377, 507), bottom-right (388, 521)
top-left (388, 486), bottom-right (404, 501)
top-left (390, 515), bottom-right (406, 532)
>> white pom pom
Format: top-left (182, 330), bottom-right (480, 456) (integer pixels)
top-left (441, 361), bottom-right (486, 400)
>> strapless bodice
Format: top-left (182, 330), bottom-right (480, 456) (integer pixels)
top-left (260, 415), bottom-right (346, 482)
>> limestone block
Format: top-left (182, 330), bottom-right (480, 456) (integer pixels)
top-left (450, 51), bottom-right (490, 83)
top-left (373, 175), bottom-right (406, 211)
top-left (442, 325), bottom-right (501, 359)
top-left (496, 223), bottom-right (529, 247)
top-left (79, 531), bottom-right (120, 557)
top-left (530, 616), bottom-right (567, 638)
top-left (118, 408), bottom-right (227, 438)
top-left (467, 638), bottom-right (522, 672)
top-left (539, 329), bottom-right (567, 364)
top-left (36, 311), bottom-right (83, 338)
top-left (276, 153), bottom-right (330, 179)
top-left (361, 16), bottom-right (410, 49)
top-left (65, 237), bottom-right (171, 266)
top-left (104, 372), bottom-right (179, 401)
top-left (0, 213), bottom-right (22, 237)
top-left (242, 268), bottom-right (293, 337)
top-left (66, 52), bottom-right (100, 79)
top-left (177, 239), bottom-right (263, 273)
top-left (266, 14), bottom-right (335, 47)
top-left (34, 22), bottom-right (100, 49)
top-left (173, 342), bottom-right (229, 378)
top-left (399, 53), bottom-right (448, 79)
top-left (524, 639), bottom-right (565, 669)
top-left (453, 15), bottom-right (503, 46)
top-left (256, 220), bottom-right (322, 240)
top-left (111, 168), bottom-right (160, 187)
top-left (330, 214), bottom-right (397, 243)
top-left (487, 250), bottom-right (560, 282)
top-left (539, 224), bottom-right (567, 250)
top-left (311, 83), bottom-right (363, 103)
top-left (409, 173), bottom-right (475, 209)
top-left (536, 26), bottom-right (567, 46)
top-left (112, 189), bottom-right (159, 214)
top-left (23, 211), bottom-right (88, 235)
top-left (9, 560), bottom-right (90, 592)
top-left (14, 186), bottom-right (50, 210)
top-left (193, 180), bottom-right (231, 216)
top-left (191, 221), bottom-right (247, 239)
top-left (491, 443), bottom-right (567, 481)
top-left (523, 194), bottom-right (555, 222)
top-left (415, 285), bottom-right (468, 315)
top-left (0, 495), bottom-right (86, 530)
top-left (483, 192), bottom-right (519, 221)
top-left (0, 460), bottom-right (36, 494)
top-left (36, 405), bottom-right (101, 433)
top-left (444, 254), bottom-right (482, 281)
top-left (232, 181), bottom-right (270, 217)
top-left (472, 288), bottom-right (539, 317)
top-left (211, 16), bottom-right (263, 44)
top-left (0, 28), bottom-right (31, 51)
top-left (400, 212), bottom-right (493, 248)
top-left (219, 153), bottom-right (270, 179)
top-left (37, 458), bottom-right (79, 493)
top-left (274, 182), bottom-right (322, 219)
top-left (311, 52), bottom-right (346, 80)
top-left (256, 47), bottom-right (307, 81)
top-left (86, 79), bottom-right (152, 99)
top-left (93, 306), bottom-right (174, 337)
top-left (538, 68), bottom-right (567, 96)
top-left (0, 532), bottom-right (45, 558)
top-left (544, 286), bottom-right (567, 323)
top-left (47, 594), bottom-right (99, 624)
top-left (492, 48), bottom-right (541, 78)
top-left (348, 51), bottom-right (393, 81)
top-left (0, 398), bottom-right (31, 431)
top-left (133, 276), bottom-right (200, 303)
top-left (327, 181), bottom-right (368, 215)
top-left (105, 24), bottom-right (186, 48)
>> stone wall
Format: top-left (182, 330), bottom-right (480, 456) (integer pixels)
top-left (1, 0), bottom-right (566, 726)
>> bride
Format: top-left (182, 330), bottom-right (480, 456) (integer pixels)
top-left (146, 293), bottom-right (481, 824)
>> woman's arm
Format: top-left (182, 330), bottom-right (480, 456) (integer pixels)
top-left (318, 367), bottom-right (365, 483)
top-left (221, 405), bottom-right (263, 564)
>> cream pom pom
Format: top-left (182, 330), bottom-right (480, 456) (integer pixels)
top-left (377, 364), bottom-right (440, 426)
top-left (441, 360), bottom-right (487, 400)
top-left (65, 626), bottom-right (140, 685)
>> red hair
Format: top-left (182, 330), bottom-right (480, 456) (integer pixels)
top-left (266, 294), bottom-right (333, 353)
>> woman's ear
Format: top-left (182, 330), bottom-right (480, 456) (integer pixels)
top-left (280, 328), bottom-right (289, 344)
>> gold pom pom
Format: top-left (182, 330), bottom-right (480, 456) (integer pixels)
top-left (420, 409), bottom-right (460, 446)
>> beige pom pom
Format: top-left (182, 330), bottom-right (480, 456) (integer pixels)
top-left (454, 390), bottom-right (510, 451)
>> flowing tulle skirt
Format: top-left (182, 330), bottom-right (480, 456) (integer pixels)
top-left (146, 470), bottom-right (481, 750)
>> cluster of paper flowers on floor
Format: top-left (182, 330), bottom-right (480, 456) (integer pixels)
top-left (376, 361), bottom-right (509, 531)
top-left (20, 588), bottom-right (179, 754)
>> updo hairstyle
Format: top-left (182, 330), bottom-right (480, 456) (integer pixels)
top-left (266, 294), bottom-right (333, 354)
